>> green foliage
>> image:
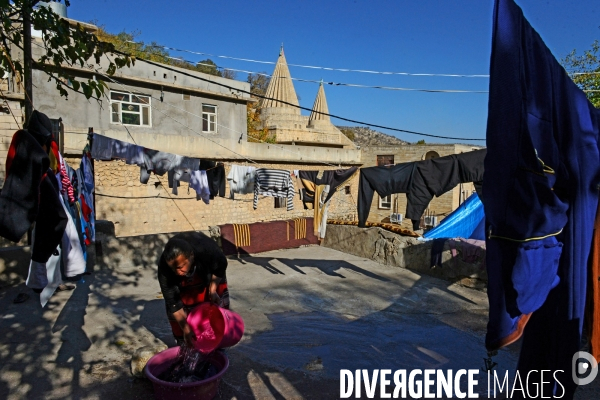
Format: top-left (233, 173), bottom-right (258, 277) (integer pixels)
top-left (416, 139), bottom-right (426, 145)
top-left (246, 72), bottom-right (274, 142)
top-left (0, 0), bottom-right (133, 100)
top-left (562, 39), bottom-right (600, 108)
top-left (340, 128), bottom-right (355, 141)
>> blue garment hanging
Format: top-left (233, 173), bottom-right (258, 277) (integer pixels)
top-left (484, 0), bottom-right (600, 396)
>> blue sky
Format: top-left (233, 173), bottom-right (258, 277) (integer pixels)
top-left (67, 0), bottom-right (599, 144)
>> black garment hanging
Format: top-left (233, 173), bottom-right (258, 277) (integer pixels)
top-left (357, 163), bottom-right (416, 227)
top-left (298, 166), bottom-right (358, 208)
top-left (0, 130), bottom-right (50, 242)
top-left (406, 149), bottom-right (486, 227)
top-left (31, 172), bottom-right (68, 263)
top-left (200, 161), bottom-right (226, 199)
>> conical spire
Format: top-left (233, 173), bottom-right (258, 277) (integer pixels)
top-left (309, 81), bottom-right (330, 122)
top-left (261, 47), bottom-right (300, 112)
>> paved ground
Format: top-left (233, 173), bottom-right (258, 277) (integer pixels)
top-left (0, 244), bottom-right (598, 399)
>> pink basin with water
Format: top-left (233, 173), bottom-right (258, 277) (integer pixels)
top-left (145, 347), bottom-right (229, 400)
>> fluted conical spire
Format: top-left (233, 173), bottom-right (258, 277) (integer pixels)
top-left (309, 81), bottom-right (330, 122)
top-left (260, 47), bottom-right (300, 112)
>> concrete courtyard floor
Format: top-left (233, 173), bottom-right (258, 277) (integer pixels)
top-left (0, 244), bottom-right (598, 399)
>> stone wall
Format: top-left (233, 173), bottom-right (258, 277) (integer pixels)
top-left (322, 224), bottom-right (487, 290)
top-left (89, 158), bottom-right (360, 237)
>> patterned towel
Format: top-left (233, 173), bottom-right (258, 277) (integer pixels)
top-left (233, 224), bottom-right (251, 248)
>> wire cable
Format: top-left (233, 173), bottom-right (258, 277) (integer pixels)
top-left (97, 69), bottom-right (364, 168)
top-left (133, 55), bottom-right (486, 141)
top-left (141, 43), bottom-right (490, 78)
top-left (166, 56), bottom-right (489, 94)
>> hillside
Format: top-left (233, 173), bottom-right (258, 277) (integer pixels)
top-left (337, 126), bottom-right (410, 147)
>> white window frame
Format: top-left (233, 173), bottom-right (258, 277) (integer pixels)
top-left (379, 195), bottom-right (392, 210)
top-left (202, 104), bottom-right (217, 133)
top-left (109, 90), bottom-right (151, 127)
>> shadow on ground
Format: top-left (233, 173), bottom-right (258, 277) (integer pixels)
top-left (1, 235), bottom-right (597, 399)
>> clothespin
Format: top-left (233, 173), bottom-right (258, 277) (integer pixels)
top-left (482, 350), bottom-right (498, 373)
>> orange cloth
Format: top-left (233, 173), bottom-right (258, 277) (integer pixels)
top-left (587, 201), bottom-right (600, 361)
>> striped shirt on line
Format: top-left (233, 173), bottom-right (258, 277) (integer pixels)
top-left (253, 168), bottom-right (295, 211)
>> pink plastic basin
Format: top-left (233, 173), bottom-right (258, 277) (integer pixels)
top-left (187, 303), bottom-right (245, 353)
top-left (145, 347), bottom-right (229, 400)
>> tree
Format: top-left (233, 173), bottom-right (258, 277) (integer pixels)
top-left (0, 0), bottom-right (132, 104)
top-left (339, 128), bottom-right (355, 141)
top-left (247, 72), bottom-right (270, 97)
top-left (246, 72), bottom-right (274, 143)
top-left (562, 39), bottom-right (600, 108)
top-left (416, 139), bottom-right (426, 145)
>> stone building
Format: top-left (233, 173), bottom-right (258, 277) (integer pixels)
top-left (0, 13), bottom-right (361, 238)
top-left (259, 48), bottom-right (355, 149)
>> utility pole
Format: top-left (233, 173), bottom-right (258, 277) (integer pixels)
top-left (22, 0), bottom-right (33, 127)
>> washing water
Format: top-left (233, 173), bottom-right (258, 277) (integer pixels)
top-left (156, 344), bottom-right (219, 384)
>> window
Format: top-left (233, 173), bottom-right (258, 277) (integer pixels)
top-left (377, 155), bottom-right (394, 167)
top-left (344, 185), bottom-right (351, 195)
top-left (379, 195), bottom-right (392, 210)
top-left (202, 104), bottom-right (217, 133)
top-left (274, 197), bottom-right (287, 209)
top-left (110, 91), bottom-right (151, 126)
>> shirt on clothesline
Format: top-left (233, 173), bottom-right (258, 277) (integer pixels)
top-left (253, 168), bottom-right (295, 211)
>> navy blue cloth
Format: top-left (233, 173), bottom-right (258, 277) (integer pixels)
top-left (484, 0), bottom-right (600, 396)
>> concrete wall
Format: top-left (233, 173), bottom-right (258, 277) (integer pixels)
top-left (31, 50), bottom-right (251, 145)
top-left (322, 224), bottom-right (487, 290)
top-left (82, 157), bottom-right (360, 237)
top-left (360, 144), bottom-right (483, 229)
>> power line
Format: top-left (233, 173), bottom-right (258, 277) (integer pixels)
top-left (97, 70), bottom-right (356, 168)
top-left (132, 55), bottom-right (486, 141)
top-left (167, 56), bottom-right (489, 94)
top-left (140, 42), bottom-right (490, 78)
top-left (96, 69), bottom-right (361, 209)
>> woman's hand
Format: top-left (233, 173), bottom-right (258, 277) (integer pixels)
top-left (182, 323), bottom-right (197, 348)
top-left (209, 290), bottom-right (221, 305)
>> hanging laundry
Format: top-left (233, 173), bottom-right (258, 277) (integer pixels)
top-left (39, 246), bottom-right (62, 307)
top-left (111, 140), bottom-right (145, 165)
top-left (227, 165), bottom-right (257, 199)
top-left (299, 167), bottom-right (358, 205)
top-left (89, 133), bottom-right (113, 160)
top-left (189, 170), bottom-right (211, 204)
top-left (484, 0), bottom-right (600, 397)
top-left (31, 171), bottom-right (68, 264)
top-left (140, 150), bottom-right (200, 184)
top-left (60, 195), bottom-right (87, 278)
top-left (315, 185), bottom-right (330, 239)
top-left (81, 152), bottom-right (94, 193)
top-left (90, 133), bottom-right (144, 164)
top-left (200, 161), bottom-right (226, 198)
top-left (406, 149), bottom-right (485, 230)
top-left (253, 168), bottom-right (295, 211)
top-left (58, 153), bottom-right (75, 204)
top-left (357, 163), bottom-right (415, 228)
top-left (0, 128), bottom-right (53, 242)
top-left (299, 167), bottom-right (358, 237)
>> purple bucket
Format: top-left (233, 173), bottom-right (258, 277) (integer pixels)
top-left (144, 347), bottom-right (229, 400)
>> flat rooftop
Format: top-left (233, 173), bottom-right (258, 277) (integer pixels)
top-left (0, 243), bottom-right (597, 399)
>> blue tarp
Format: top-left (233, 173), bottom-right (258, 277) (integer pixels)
top-left (423, 193), bottom-right (485, 240)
